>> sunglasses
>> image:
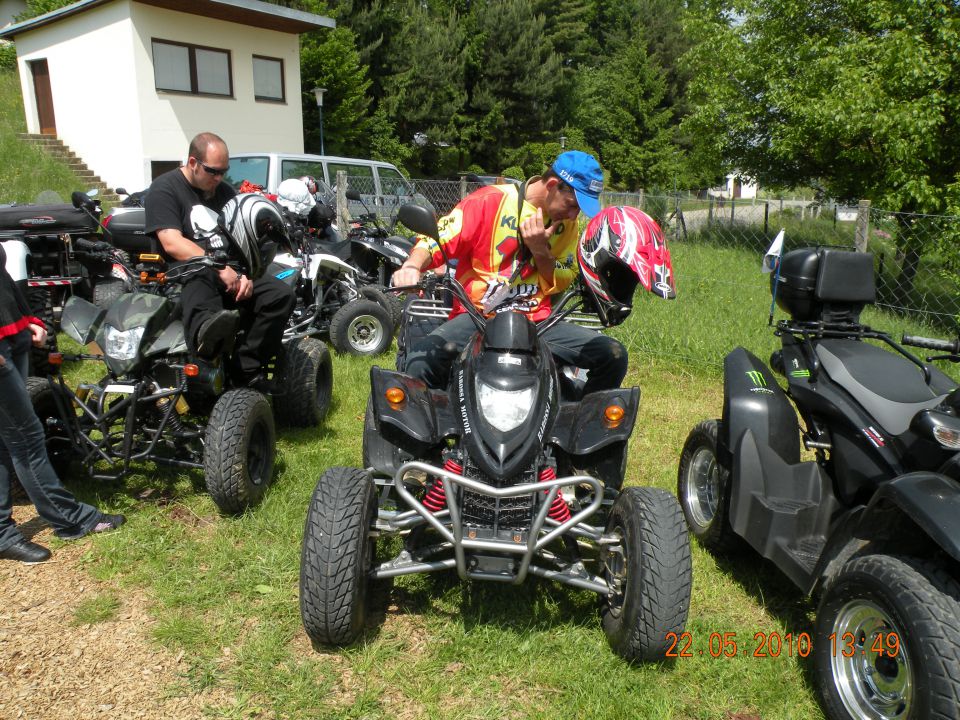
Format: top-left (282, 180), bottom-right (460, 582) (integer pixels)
top-left (196, 159), bottom-right (229, 176)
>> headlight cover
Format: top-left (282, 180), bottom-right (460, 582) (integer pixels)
top-left (104, 324), bottom-right (145, 361)
top-left (476, 379), bottom-right (534, 432)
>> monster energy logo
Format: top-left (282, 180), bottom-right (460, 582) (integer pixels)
top-left (790, 369), bottom-right (811, 378)
top-left (746, 370), bottom-right (766, 387)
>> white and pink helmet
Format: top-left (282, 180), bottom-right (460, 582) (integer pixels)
top-left (578, 206), bottom-right (676, 326)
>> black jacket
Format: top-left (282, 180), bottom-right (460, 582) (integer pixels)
top-left (0, 244), bottom-right (40, 340)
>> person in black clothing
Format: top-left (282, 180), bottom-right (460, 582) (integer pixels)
top-left (0, 245), bottom-right (124, 564)
top-left (144, 132), bottom-right (294, 388)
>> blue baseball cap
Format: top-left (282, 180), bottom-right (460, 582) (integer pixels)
top-left (552, 150), bottom-right (604, 218)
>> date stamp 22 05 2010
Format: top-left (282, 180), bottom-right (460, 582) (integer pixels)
top-left (665, 630), bottom-right (901, 659)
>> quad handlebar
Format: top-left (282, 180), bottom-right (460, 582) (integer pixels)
top-left (901, 334), bottom-right (960, 357)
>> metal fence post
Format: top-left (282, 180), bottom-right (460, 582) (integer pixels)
top-left (764, 201), bottom-right (769, 235)
top-left (708, 196), bottom-right (714, 228)
top-left (730, 197), bottom-right (736, 226)
top-left (639, 189), bottom-right (645, 213)
top-left (460, 176), bottom-right (467, 201)
top-left (336, 170), bottom-right (349, 231)
top-left (855, 199), bottom-right (871, 252)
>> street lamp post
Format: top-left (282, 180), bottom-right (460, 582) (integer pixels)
top-left (312, 86), bottom-right (327, 155)
top-left (560, 135), bottom-right (567, 150)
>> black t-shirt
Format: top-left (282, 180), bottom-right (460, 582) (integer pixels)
top-left (144, 168), bottom-right (237, 261)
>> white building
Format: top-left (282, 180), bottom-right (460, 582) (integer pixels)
top-left (0, 0), bottom-right (334, 191)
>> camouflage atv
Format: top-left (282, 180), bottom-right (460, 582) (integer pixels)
top-left (31, 251), bottom-right (332, 515)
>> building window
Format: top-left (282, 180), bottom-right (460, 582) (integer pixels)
top-left (253, 55), bottom-right (284, 102)
top-left (152, 39), bottom-right (232, 97)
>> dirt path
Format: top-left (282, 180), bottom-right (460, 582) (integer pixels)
top-left (0, 505), bottom-right (227, 720)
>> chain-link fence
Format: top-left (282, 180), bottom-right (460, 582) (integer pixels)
top-left (335, 175), bottom-right (960, 333)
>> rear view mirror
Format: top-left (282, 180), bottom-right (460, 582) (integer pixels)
top-left (397, 204), bottom-right (439, 241)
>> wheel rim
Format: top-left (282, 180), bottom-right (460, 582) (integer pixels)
top-left (348, 314), bottom-right (384, 352)
top-left (682, 446), bottom-right (720, 530)
top-left (830, 599), bottom-right (911, 719)
top-left (247, 418), bottom-right (270, 486)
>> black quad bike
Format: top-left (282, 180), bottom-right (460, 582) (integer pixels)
top-left (299, 204), bottom-right (692, 661)
top-left (342, 188), bottom-right (414, 295)
top-left (677, 246), bottom-right (960, 719)
top-left (0, 190), bottom-right (136, 317)
top-left (31, 252), bottom-right (333, 515)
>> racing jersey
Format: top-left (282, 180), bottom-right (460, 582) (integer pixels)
top-left (414, 181), bottom-right (579, 321)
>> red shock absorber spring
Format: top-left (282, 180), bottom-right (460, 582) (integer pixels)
top-left (539, 466), bottom-right (571, 523)
top-left (423, 458), bottom-right (461, 512)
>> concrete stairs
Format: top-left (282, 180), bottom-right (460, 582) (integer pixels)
top-left (16, 133), bottom-right (121, 205)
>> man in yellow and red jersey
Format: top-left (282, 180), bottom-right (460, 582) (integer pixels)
top-left (392, 151), bottom-right (627, 394)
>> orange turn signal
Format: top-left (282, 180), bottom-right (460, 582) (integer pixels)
top-left (385, 387), bottom-right (406, 405)
top-left (48, 352), bottom-right (64, 366)
top-left (183, 364), bottom-right (200, 377)
top-left (604, 404), bottom-right (625, 428)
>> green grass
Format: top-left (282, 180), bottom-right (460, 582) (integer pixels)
top-left (71, 592), bottom-right (121, 626)
top-left (0, 71), bottom-right (89, 204)
top-left (56, 237), bottom-right (960, 718)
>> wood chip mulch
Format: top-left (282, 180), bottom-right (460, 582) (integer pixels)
top-left (0, 505), bottom-right (229, 720)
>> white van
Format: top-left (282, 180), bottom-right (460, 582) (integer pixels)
top-left (225, 152), bottom-right (423, 216)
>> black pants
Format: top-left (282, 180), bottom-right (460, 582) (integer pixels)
top-left (181, 268), bottom-right (295, 379)
top-left (404, 313), bottom-right (628, 394)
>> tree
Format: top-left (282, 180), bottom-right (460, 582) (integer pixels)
top-left (460, 0), bottom-right (564, 170)
top-left (572, 36), bottom-right (677, 190)
top-left (684, 0), bottom-right (960, 212)
top-left (684, 0), bottom-right (960, 295)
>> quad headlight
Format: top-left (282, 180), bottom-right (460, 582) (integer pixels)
top-left (103, 324), bottom-right (145, 360)
top-left (476, 379), bottom-right (534, 432)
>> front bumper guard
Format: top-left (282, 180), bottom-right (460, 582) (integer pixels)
top-left (374, 460), bottom-right (612, 594)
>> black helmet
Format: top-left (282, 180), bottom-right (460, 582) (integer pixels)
top-left (218, 193), bottom-right (287, 279)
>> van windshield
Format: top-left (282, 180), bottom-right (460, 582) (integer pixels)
top-left (378, 167), bottom-right (413, 196)
top-left (226, 157), bottom-right (269, 190)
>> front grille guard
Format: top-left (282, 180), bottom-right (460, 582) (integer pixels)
top-left (375, 460), bottom-right (611, 594)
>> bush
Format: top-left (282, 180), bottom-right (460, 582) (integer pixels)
top-left (0, 42), bottom-right (16, 71)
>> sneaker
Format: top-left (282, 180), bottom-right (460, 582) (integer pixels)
top-left (92, 513), bottom-right (126, 534)
top-left (0, 539), bottom-right (51, 564)
top-left (196, 310), bottom-right (240, 359)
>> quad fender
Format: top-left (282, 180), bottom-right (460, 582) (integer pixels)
top-left (723, 347), bottom-right (800, 465)
top-left (370, 367), bottom-right (456, 455)
top-left (1, 239), bottom-right (30, 282)
top-left (550, 386), bottom-right (640, 455)
top-left (60, 295), bottom-right (105, 346)
top-left (353, 236), bottom-right (408, 265)
top-left (145, 318), bottom-right (188, 357)
top-left (310, 253), bottom-right (356, 280)
top-left (858, 472), bottom-right (960, 564)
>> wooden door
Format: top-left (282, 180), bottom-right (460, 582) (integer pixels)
top-left (29, 59), bottom-right (56, 135)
